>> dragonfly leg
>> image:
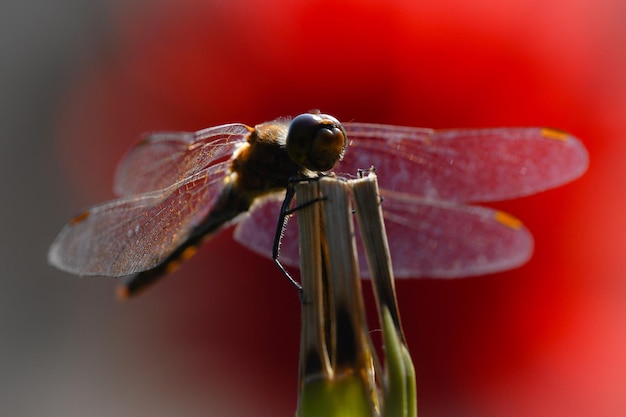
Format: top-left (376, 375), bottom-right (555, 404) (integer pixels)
top-left (273, 182), bottom-right (302, 292)
top-left (272, 177), bottom-right (327, 294)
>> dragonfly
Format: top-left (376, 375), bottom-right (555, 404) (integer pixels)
top-left (48, 112), bottom-right (588, 298)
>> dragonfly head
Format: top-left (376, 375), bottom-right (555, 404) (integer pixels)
top-left (286, 112), bottom-right (347, 172)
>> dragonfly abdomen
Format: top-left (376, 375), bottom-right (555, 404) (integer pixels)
top-left (118, 181), bottom-right (253, 298)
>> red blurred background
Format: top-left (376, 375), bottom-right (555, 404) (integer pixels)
top-left (7, 0), bottom-right (623, 415)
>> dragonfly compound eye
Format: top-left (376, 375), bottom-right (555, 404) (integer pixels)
top-left (286, 113), bottom-right (347, 172)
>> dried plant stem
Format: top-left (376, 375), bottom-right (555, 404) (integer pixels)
top-left (351, 172), bottom-right (405, 342)
top-left (352, 172), bottom-right (417, 417)
top-left (295, 175), bottom-right (416, 417)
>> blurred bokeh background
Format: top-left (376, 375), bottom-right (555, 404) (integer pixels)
top-left (2, 0), bottom-right (624, 415)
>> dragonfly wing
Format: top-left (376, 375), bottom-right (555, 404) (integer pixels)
top-left (49, 164), bottom-right (232, 277)
top-left (370, 190), bottom-right (533, 278)
top-left (234, 189), bottom-right (533, 279)
top-left (114, 123), bottom-right (251, 196)
top-left (232, 194), bottom-right (301, 267)
top-left (340, 124), bottom-right (588, 203)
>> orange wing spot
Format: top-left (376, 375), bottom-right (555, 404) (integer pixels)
top-left (70, 210), bottom-right (91, 225)
top-left (540, 128), bottom-right (570, 142)
top-left (116, 285), bottom-right (130, 301)
top-left (494, 211), bottom-right (524, 230)
top-left (165, 259), bottom-right (182, 274)
top-left (180, 246), bottom-right (198, 261)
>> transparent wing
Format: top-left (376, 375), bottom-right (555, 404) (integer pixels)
top-left (233, 190), bottom-right (533, 279)
top-left (114, 123), bottom-right (251, 196)
top-left (49, 163), bottom-right (232, 277)
top-left (368, 190), bottom-right (532, 278)
top-left (339, 124), bottom-right (589, 203)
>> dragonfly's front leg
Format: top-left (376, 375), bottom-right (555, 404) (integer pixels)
top-left (272, 177), bottom-right (327, 294)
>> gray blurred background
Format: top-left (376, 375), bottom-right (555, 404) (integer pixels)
top-left (0, 2), bottom-right (235, 416)
top-left (0, 1), bottom-right (131, 415)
